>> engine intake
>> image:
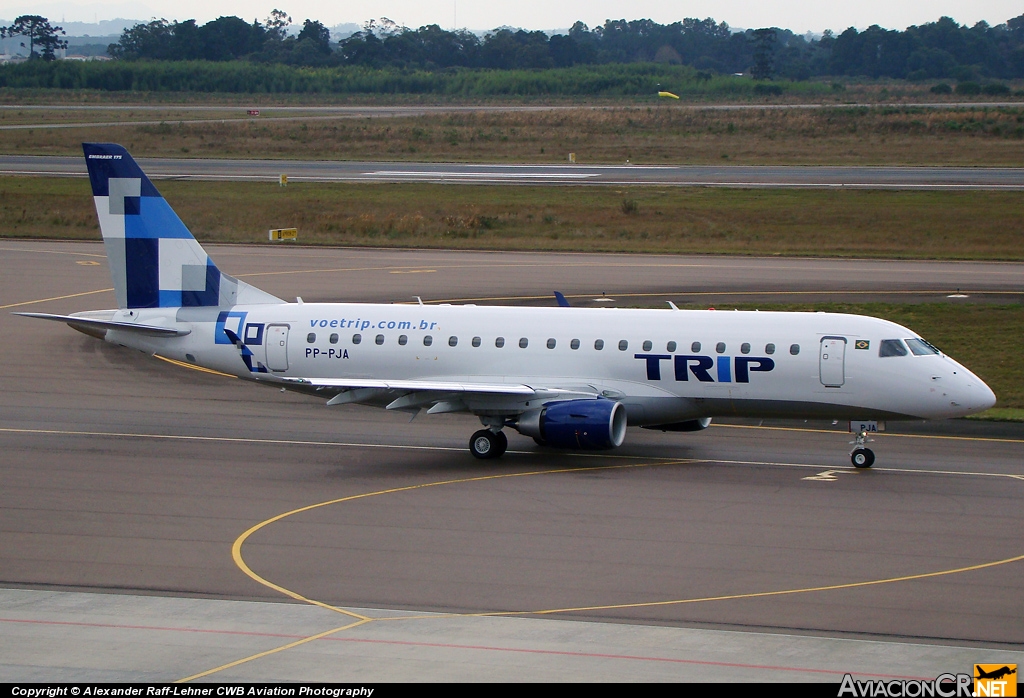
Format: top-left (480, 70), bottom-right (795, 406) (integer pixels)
top-left (517, 398), bottom-right (627, 450)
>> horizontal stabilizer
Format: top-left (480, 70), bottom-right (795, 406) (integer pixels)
top-left (14, 312), bottom-right (189, 337)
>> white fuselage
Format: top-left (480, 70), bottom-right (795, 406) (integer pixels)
top-left (97, 303), bottom-right (996, 424)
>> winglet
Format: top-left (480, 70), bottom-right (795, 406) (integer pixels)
top-left (554, 291), bottom-right (570, 307)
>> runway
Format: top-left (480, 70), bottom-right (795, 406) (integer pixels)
top-left (3, 154), bottom-right (1024, 189)
top-left (1, 242), bottom-right (1022, 681)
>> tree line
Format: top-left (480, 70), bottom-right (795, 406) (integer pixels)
top-left (3, 10), bottom-right (1024, 84)
top-left (101, 11), bottom-right (1024, 81)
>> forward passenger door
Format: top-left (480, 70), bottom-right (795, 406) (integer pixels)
top-left (819, 336), bottom-right (846, 387)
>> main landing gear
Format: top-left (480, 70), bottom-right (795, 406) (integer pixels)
top-left (850, 429), bottom-right (875, 468)
top-left (469, 429), bottom-right (508, 459)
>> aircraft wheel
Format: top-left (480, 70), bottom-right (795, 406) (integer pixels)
top-left (470, 429), bottom-right (501, 459)
top-left (851, 448), bottom-right (875, 468)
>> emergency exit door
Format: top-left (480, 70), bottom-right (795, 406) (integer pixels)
top-left (819, 336), bottom-right (846, 387)
top-left (265, 325), bottom-right (289, 371)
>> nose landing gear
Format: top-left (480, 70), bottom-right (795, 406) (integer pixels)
top-left (469, 429), bottom-right (508, 459)
top-left (850, 429), bottom-right (875, 468)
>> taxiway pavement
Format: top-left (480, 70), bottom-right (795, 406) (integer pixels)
top-left (1, 242), bottom-right (1022, 681)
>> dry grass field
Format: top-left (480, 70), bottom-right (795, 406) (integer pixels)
top-left (0, 81), bottom-right (1017, 106)
top-left (1, 105), bottom-right (1023, 165)
top-left (3, 177), bottom-right (1022, 260)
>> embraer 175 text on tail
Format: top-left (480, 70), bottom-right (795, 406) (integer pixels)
top-left (17, 144), bottom-right (997, 465)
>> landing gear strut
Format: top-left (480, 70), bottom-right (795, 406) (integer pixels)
top-left (850, 430), bottom-right (875, 468)
top-left (469, 429), bottom-right (507, 459)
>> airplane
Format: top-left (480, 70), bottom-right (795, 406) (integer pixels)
top-left (16, 144), bottom-right (997, 466)
top-left (975, 666), bottom-right (1016, 681)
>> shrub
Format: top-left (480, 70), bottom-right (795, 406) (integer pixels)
top-left (982, 82), bottom-right (1010, 95)
top-left (753, 83), bottom-right (784, 95)
top-left (930, 83), bottom-right (952, 94)
top-left (955, 82), bottom-right (982, 95)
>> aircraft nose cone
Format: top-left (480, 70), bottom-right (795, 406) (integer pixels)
top-left (973, 380), bottom-right (997, 412)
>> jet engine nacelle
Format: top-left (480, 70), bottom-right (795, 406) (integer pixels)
top-left (642, 417), bottom-right (712, 432)
top-left (517, 398), bottom-right (627, 450)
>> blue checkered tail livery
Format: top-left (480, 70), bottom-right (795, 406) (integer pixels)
top-left (83, 143), bottom-right (283, 310)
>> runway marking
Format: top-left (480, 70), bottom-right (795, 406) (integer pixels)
top-left (212, 458), bottom-right (1024, 679)
top-left (801, 469), bottom-right (852, 481)
top-left (175, 618), bottom-right (371, 683)
top-left (1, 425), bottom-right (1020, 474)
top-left (712, 422), bottom-right (1024, 445)
top-left (388, 269), bottom-right (436, 274)
top-left (229, 260), bottom-right (1024, 290)
top-left (0, 425), bottom-right (652, 460)
top-left (154, 354), bottom-right (238, 378)
top-left (10, 165), bottom-right (1011, 189)
top-left (363, 170), bottom-right (600, 180)
top-left (0, 426), bottom-right (467, 453)
top-left (302, 637), bottom-right (934, 680)
top-left (0, 246), bottom-right (107, 258)
top-left (0, 616), bottom-right (930, 679)
top-left (186, 459), bottom-right (687, 681)
top-left (229, 460), bottom-right (683, 614)
top-left (424, 289), bottom-right (1024, 304)
top-left (0, 287), bottom-right (113, 310)
top-left (510, 552), bottom-right (1024, 618)
top-left (0, 616), bottom-right (320, 639)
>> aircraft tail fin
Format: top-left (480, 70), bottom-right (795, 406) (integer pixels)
top-left (83, 143), bottom-right (283, 310)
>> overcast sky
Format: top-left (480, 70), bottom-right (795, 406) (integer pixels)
top-left (2, 0), bottom-right (1021, 34)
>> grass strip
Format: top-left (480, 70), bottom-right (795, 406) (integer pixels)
top-left (2, 105), bottom-right (1024, 165)
top-left (2, 177), bottom-right (1022, 260)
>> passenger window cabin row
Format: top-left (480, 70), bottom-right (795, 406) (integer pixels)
top-left (302, 332), bottom-right (940, 359)
top-left (305, 332), bottom-right (800, 355)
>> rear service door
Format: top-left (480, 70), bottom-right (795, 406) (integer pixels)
top-left (819, 336), bottom-right (847, 387)
top-left (265, 324), bottom-right (289, 371)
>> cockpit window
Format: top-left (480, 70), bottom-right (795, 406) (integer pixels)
top-left (905, 338), bottom-right (940, 356)
top-left (879, 339), bottom-right (908, 357)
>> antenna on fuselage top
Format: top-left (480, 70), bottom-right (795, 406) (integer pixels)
top-left (554, 291), bottom-right (570, 307)
top-left (414, 296), bottom-right (424, 306)
top-left (667, 301), bottom-right (679, 310)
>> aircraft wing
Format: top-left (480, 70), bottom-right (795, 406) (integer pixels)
top-left (260, 375), bottom-right (537, 394)
top-left (223, 328), bottom-right (599, 412)
top-left (252, 373), bottom-right (601, 412)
